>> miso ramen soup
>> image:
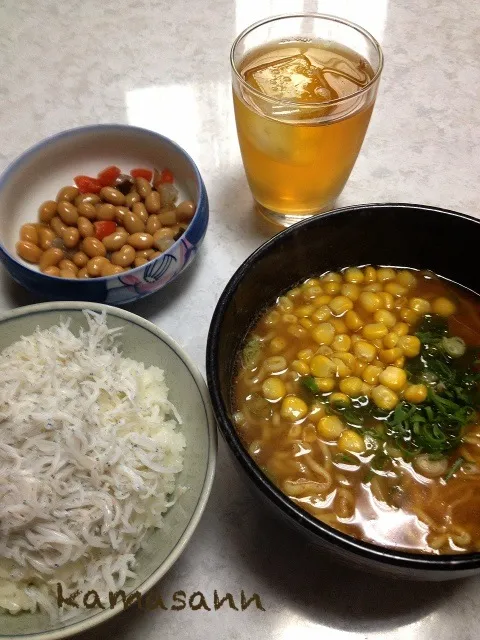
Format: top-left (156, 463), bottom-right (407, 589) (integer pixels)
top-left (233, 266), bottom-right (480, 554)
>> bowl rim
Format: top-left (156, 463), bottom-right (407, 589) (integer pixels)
top-left (206, 202), bottom-right (480, 572)
top-left (0, 301), bottom-right (217, 639)
top-left (0, 123), bottom-right (208, 282)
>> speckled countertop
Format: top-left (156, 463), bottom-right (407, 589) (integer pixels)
top-left (1, 0), bottom-right (480, 638)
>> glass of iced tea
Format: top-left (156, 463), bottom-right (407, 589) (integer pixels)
top-left (231, 14), bottom-right (383, 226)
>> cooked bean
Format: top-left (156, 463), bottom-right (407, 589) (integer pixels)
top-left (77, 267), bottom-right (89, 278)
top-left (176, 200), bottom-right (195, 221)
top-left (78, 217), bottom-right (94, 238)
top-left (62, 227), bottom-right (80, 249)
top-left (101, 262), bottom-right (124, 276)
top-left (38, 226), bottom-right (57, 250)
top-left (171, 223), bottom-right (187, 241)
top-left (56, 186), bottom-right (79, 202)
top-left (96, 203), bottom-right (116, 221)
top-left (100, 186), bottom-right (125, 205)
top-left (158, 209), bottom-right (177, 226)
top-left (82, 237), bottom-right (107, 258)
top-left (77, 202), bottom-right (97, 220)
top-left (58, 259), bottom-right (78, 274)
top-left (145, 191), bottom-right (161, 214)
top-left (136, 249), bottom-right (155, 260)
top-left (43, 266), bottom-right (61, 276)
top-left (72, 251), bottom-right (89, 268)
top-left (134, 257), bottom-right (148, 267)
top-left (134, 177), bottom-right (152, 198)
top-left (125, 191), bottom-right (140, 208)
top-left (149, 251), bottom-right (162, 260)
top-left (38, 200), bottom-right (58, 223)
top-left (59, 268), bottom-right (77, 278)
top-left (87, 256), bottom-right (110, 277)
top-left (111, 244), bottom-right (136, 267)
top-left (145, 214), bottom-right (161, 235)
top-left (115, 206), bottom-right (130, 224)
top-left (75, 193), bottom-right (101, 207)
top-left (20, 224), bottom-right (39, 245)
top-left (153, 228), bottom-right (175, 245)
top-left (57, 201), bottom-right (79, 225)
top-left (39, 247), bottom-right (64, 271)
top-left (123, 211), bottom-right (145, 234)
top-left (50, 216), bottom-right (67, 236)
top-left (102, 228), bottom-right (128, 251)
top-left (132, 202), bottom-right (148, 223)
top-left (156, 237), bottom-right (174, 252)
top-left (128, 232), bottom-right (154, 250)
top-left (16, 241), bottom-right (43, 263)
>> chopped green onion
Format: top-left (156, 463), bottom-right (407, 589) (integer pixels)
top-left (441, 336), bottom-right (466, 358)
top-left (444, 457), bottom-right (464, 482)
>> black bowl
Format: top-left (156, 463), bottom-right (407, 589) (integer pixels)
top-left (206, 203), bottom-right (480, 581)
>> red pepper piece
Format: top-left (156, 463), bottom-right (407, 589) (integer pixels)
top-left (94, 221), bottom-right (117, 240)
top-left (74, 175), bottom-right (103, 194)
top-left (98, 165), bottom-right (121, 187)
top-left (130, 168), bottom-right (153, 181)
top-left (160, 168), bottom-right (174, 183)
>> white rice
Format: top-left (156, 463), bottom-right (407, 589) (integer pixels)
top-left (0, 311), bottom-right (185, 617)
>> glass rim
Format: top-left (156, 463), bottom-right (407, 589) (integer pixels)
top-left (230, 13), bottom-right (384, 108)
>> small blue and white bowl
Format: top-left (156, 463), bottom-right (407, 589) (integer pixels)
top-left (0, 125), bottom-right (209, 305)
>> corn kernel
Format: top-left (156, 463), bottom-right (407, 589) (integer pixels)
top-left (280, 396), bottom-right (308, 421)
top-left (344, 267), bottom-right (364, 284)
top-left (297, 348), bottom-right (313, 361)
top-left (286, 287), bottom-right (302, 300)
top-left (295, 304), bottom-right (315, 317)
top-left (397, 335), bottom-right (421, 357)
top-left (432, 296), bottom-right (457, 317)
top-left (335, 352), bottom-right (356, 369)
top-left (394, 295), bottom-right (408, 310)
top-left (303, 424), bottom-right (318, 442)
top-left (363, 282), bottom-right (383, 292)
top-left (360, 382), bottom-right (373, 397)
top-left (362, 364), bottom-right (383, 385)
top-left (322, 272), bottom-right (342, 283)
top-left (338, 429), bottom-right (365, 453)
top-left (404, 383), bottom-right (428, 403)
top-left (377, 267), bottom-right (396, 282)
top-left (324, 281), bottom-right (341, 295)
top-left (351, 334), bottom-right (363, 344)
top-left (292, 360), bottom-right (310, 376)
top-left (364, 266), bottom-right (377, 282)
top-left (314, 377), bottom-right (336, 392)
top-left (353, 340), bottom-right (377, 362)
top-left (264, 356), bottom-right (288, 372)
top-left (312, 305), bottom-right (332, 323)
top-left (379, 347), bottom-right (403, 364)
top-left (310, 403), bottom-right (326, 419)
top-left (265, 311), bottom-right (280, 326)
top-left (317, 415), bottom-right (345, 440)
top-left (332, 334), bottom-right (352, 352)
top-left (409, 297), bottom-right (431, 315)
top-left (299, 318), bottom-right (313, 330)
top-left (372, 358), bottom-right (386, 370)
top-left (304, 278), bottom-right (321, 287)
top-left (313, 295), bottom-right (332, 306)
top-left (316, 345), bottom-right (334, 356)
top-left (353, 359), bottom-right (367, 376)
top-left (269, 336), bottom-right (287, 353)
top-left (339, 376), bottom-right (363, 397)
top-left (288, 324), bottom-right (307, 339)
top-left (379, 366), bottom-right (407, 391)
top-left (329, 392), bottom-right (350, 407)
top-left (374, 309), bottom-right (397, 328)
top-left (383, 332), bottom-right (399, 348)
top-left (312, 322), bottom-right (335, 345)
top-left (394, 356), bottom-right (405, 367)
top-left (341, 283), bottom-right (361, 301)
top-left (371, 385), bottom-right (399, 410)
top-left (278, 296), bottom-right (294, 312)
top-left (329, 295), bottom-right (354, 315)
top-left (399, 308), bottom-right (419, 325)
top-left (396, 270), bottom-right (417, 288)
top-left (302, 285), bottom-right (324, 300)
top-left (282, 313), bottom-right (298, 324)
top-left (362, 323), bottom-right (388, 340)
top-left (359, 291), bottom-right (383, 313)
top-left (331, 318), bottom-right (348, 334)
top-left (310, 354), bottom-right (336, 377)
top-left (378, 292), bottom-right (395, 310)
top-left (393, 322), bottom-right (409, 336)
top-left (384, 282), bottom-right (409, 297)
top-left (332, 358), bottom-right (352, 378)
top-left (344, 310), bottom-right (363, 332)
top-left (262, 377), bottom-right (287, 401)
